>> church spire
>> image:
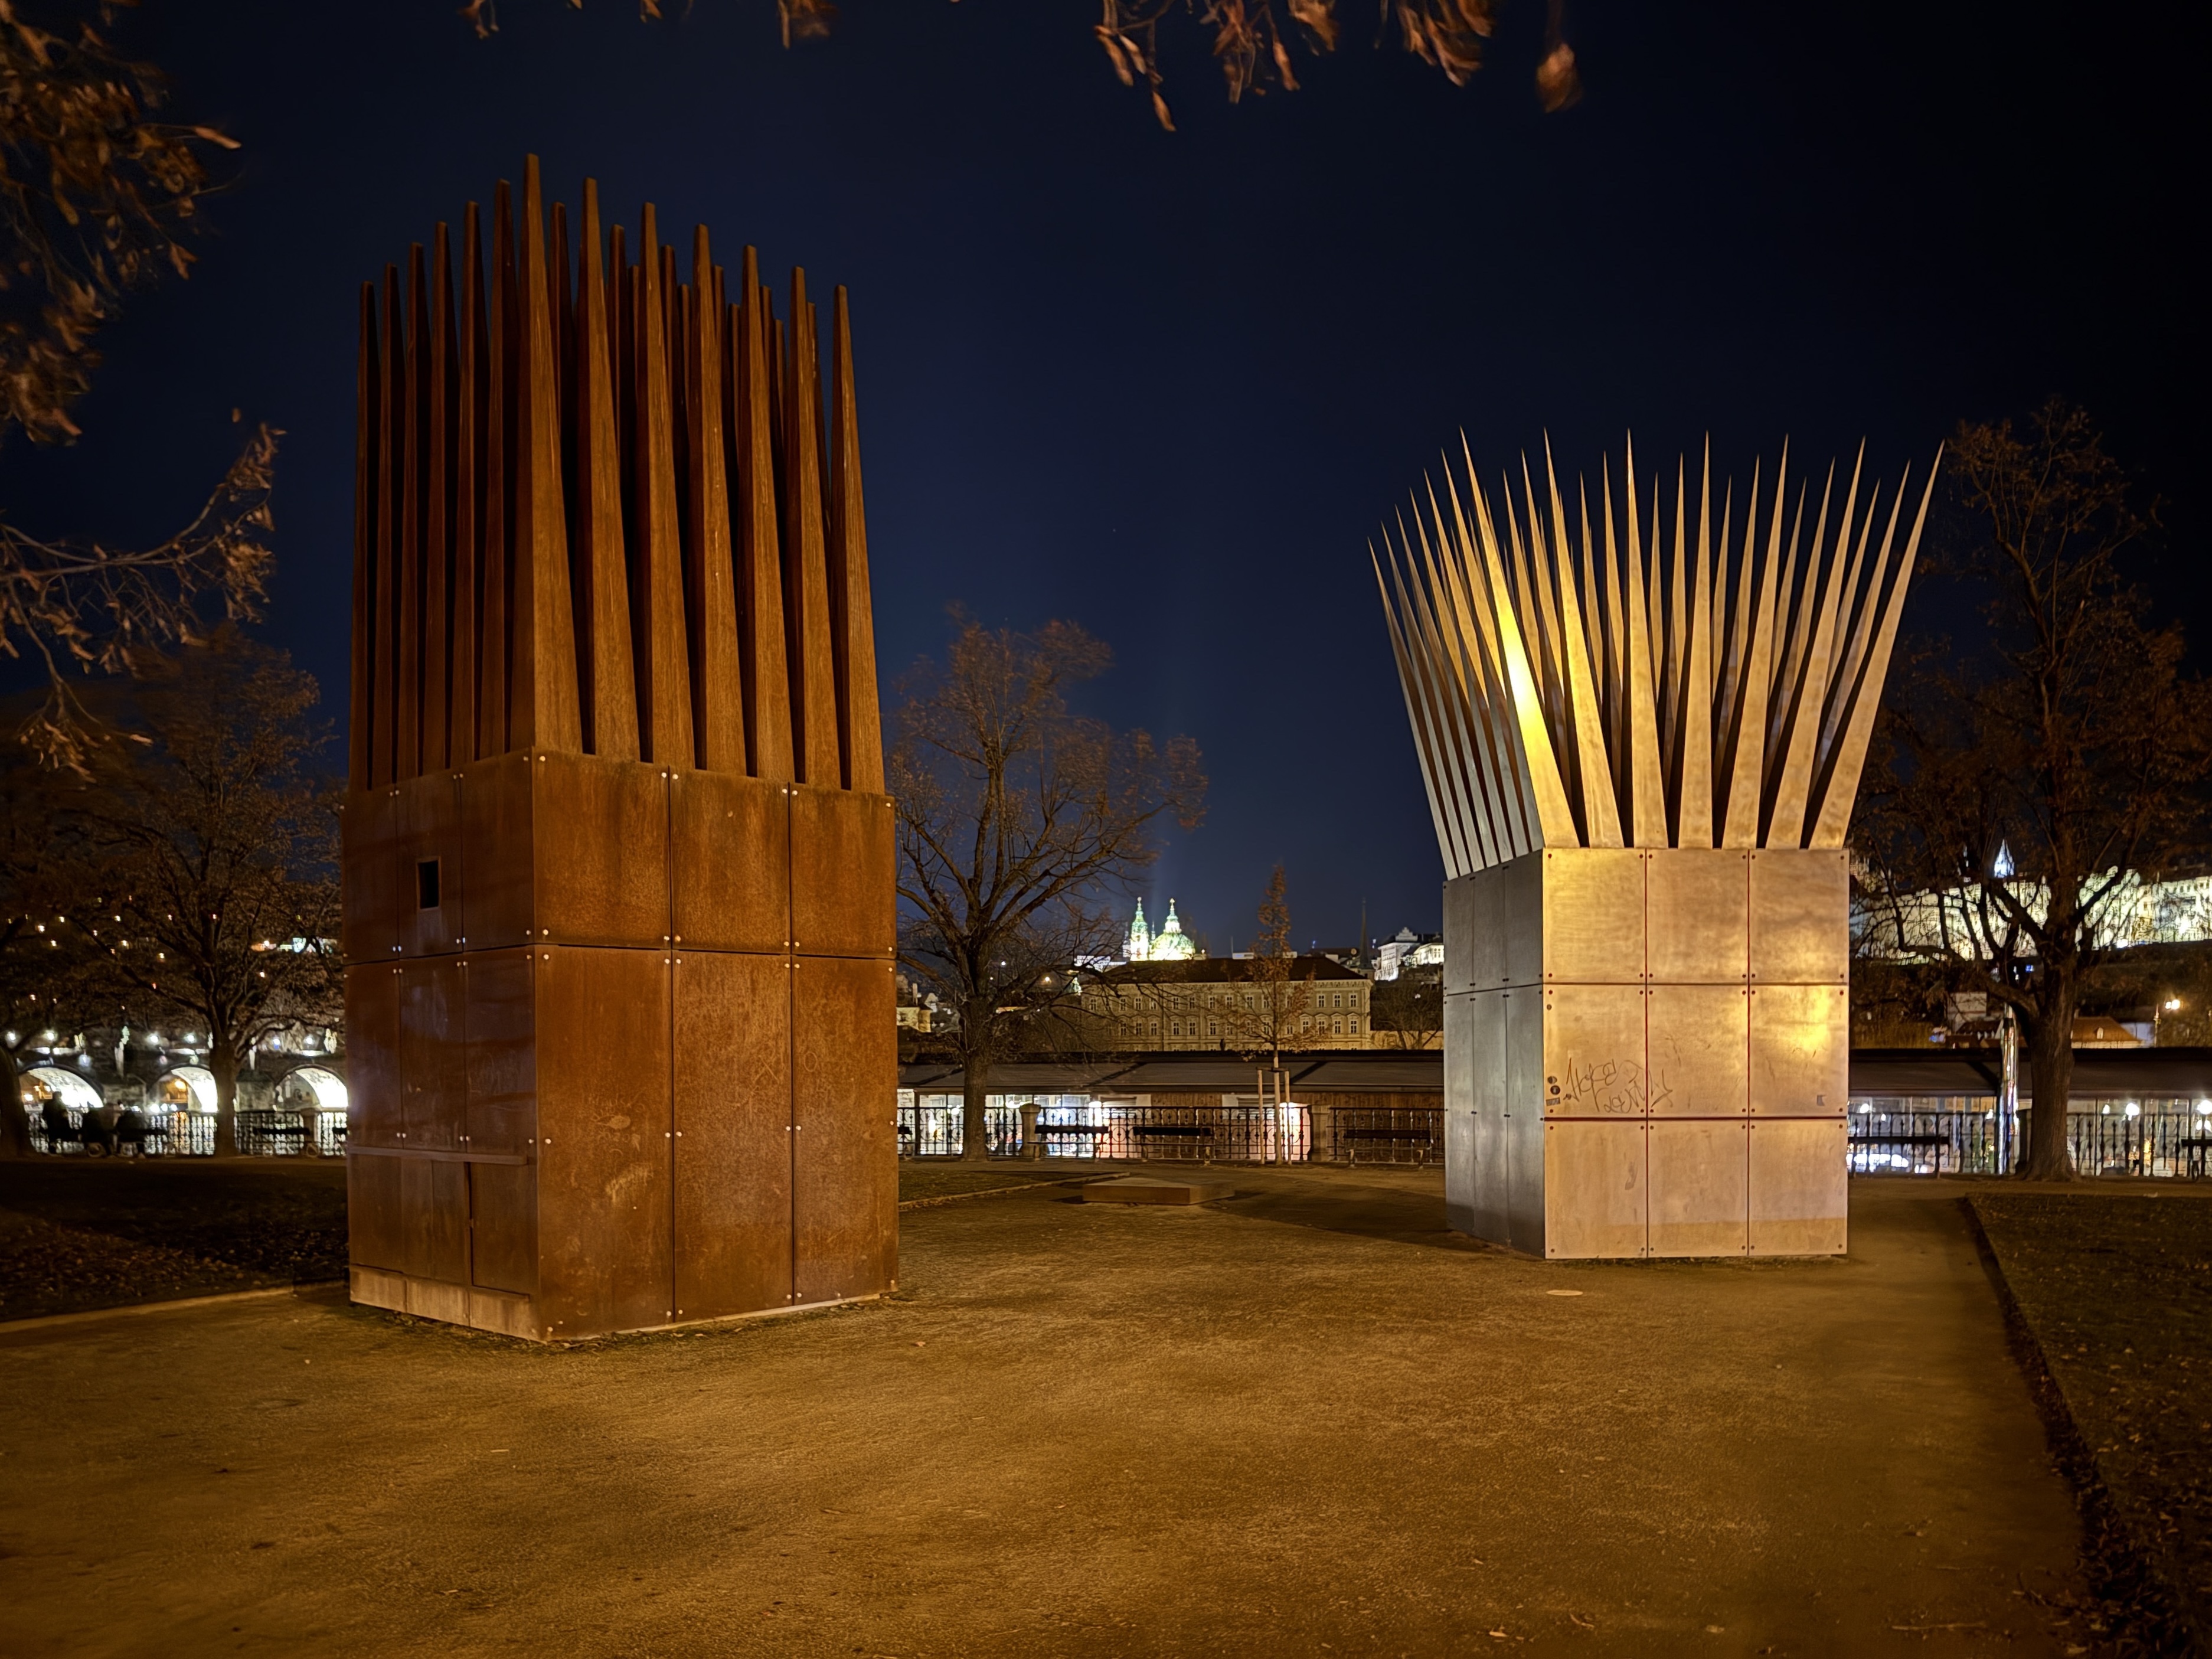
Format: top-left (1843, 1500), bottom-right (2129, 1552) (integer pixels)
top-left (1125, 898), bottom-right (1151, 962)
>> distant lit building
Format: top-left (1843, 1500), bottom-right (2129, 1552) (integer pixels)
top-left (1124, 897), bottom-right (1201, 963)
top-left (1857, 867), bottom-right (2212, 958)
top-left (1373, 926), bottom-right (1443, 982)
top-left (1083, 956), bottom-right (1371, 1050)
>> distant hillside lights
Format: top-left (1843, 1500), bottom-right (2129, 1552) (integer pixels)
top-left (1855, 864), bottom-right (2212, 958)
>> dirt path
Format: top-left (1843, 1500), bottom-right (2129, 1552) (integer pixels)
top-left (0, 1173), bottom-right (2095, 1656)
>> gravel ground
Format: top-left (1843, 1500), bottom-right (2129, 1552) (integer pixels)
top-left (0, 1158), bottom-right (348, 1321)
top-left (1971, 1191), bottom-right (2212, 1654)
top-left (896, 1162), bottom-right (1129, 1203)
top-left (0, 1175), bottom-right (2102, 1657)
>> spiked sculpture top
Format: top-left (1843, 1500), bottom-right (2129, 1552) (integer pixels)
top-left (348, 156), bottom-right (879, 793)
top-left (1373, 439), bottom-right (1938, 876)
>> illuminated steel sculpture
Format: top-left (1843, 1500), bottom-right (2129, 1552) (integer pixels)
top-left (343, 158), bottom-right (896, 1339)
top-left (1375, 437), bottom-right (1937, 1257)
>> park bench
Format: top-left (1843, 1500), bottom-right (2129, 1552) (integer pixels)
top-left (1848, 1131), bottom-right (1949, 1174)
top-left (1340, 1125), bottom-right (1436, 1167)
top-left (2177, 1137), bottom-right (2212, 1180)
top-left (1131, 1122), bottom-right (1214, 1161)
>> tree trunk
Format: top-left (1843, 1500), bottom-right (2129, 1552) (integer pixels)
top-left (0, 1044), bottom-right (28, 1158)
top-left (962, 1059), bottom-right (991, 1162)
top-left (2018, 1008), bottom-right (2076, 1180)
top-left (209, 1038), bottom-right (240, 1159)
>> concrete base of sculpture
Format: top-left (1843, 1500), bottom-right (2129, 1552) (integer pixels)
top-left (1442, 847), bottom-right (1848, 1259)
top-left (1082, 1176), bottom-right (1236, 1206)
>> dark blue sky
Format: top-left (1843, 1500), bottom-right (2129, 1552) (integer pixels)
top-left (4, 0), bottom-right (2200, 951)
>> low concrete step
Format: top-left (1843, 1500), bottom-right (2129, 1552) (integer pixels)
top-left (1080, 1175), bottom-right (1236, 1206)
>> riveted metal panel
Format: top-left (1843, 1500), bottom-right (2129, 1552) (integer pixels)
top-left (1646, 848), bottom-right (1749, 983)
top-left (1442, 989), bottom-right (1488, 1236)
top-left (1541, 984), bottom-right (1648, 1118)
top-left (458, 751), bottom-right (534, 952)
top-left (1542, 848), bottom-right (1646, 984)
top-left (669, 770), bottom-right (789, 954)
top-left (534, 752), bottom-right (671, 949)
top-left (1748, 1118), bottom-right (1847, 1255)
top-left (341, 788), bottom-right (402, 964)
top-left (790, 786), bottom-right (896, 960)
top-left (1748, 848), bottom-right (1850, 984)
top-left (1443, 871), bottom-right (1485, 993)
top-left (792, 954), bottom-right (898, 1305)
top-left (469, 1161), bottom-right (538, 1295)
top-left (1648, 1119), bottom-right (1748, 1256)
top-left (1499, 852), bottom-right (1546, 989)
top-left (1469, 990), bottom-right (1508, 1243)
top-left (1504, 985), bottom-right (1547, 1256)
top-left (345, 963), bottom-right (403, 1148)
top-left (1749, 984), bottom-right (1848, 1117)
top-left (401, 1157), bottom-right (469, 1285)
top-left (673, 951), bottom-right (792, 1320)
top-left (463, 948), bottom-right (536, 1156)
top-left (534, 945), bottom-right (673, 1339)
top-left (399, 960), bottom-right (463, 1151)
top-left (400, 770), bottom-right (465, 957)
top-left (1543, 1119), bottom-right (1647, 1258)
top-left (1647, 985), bottom-right (1748, 1118)
top-left (347, 1151), bottom-right (406, 1272)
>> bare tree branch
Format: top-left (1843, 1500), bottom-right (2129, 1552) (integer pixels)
top-left (1855, 400), bottom-right (2212, 1178)
top-left (891, 613), bottom-right (1205, 1155)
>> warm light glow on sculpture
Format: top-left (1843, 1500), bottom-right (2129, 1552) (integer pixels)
top-left (1373, 437), bottom-right (1939, 872)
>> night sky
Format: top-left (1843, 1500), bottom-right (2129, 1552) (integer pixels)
top-left (4, 0), bottom-right (2200, 952)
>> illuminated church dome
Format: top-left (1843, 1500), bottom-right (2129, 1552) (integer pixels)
top-left (1125, 898), bottom-right (1198, 962)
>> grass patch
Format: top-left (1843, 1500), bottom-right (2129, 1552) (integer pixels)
top-left (1971, 1192), bottom-right (2212, 1653)
top-left (0, 1158), bottom-right (348, 1320)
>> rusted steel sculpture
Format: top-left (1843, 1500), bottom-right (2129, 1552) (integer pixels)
top-left (342, 157), bottom-right (896, 1340)
top-left (1375, 437), bottom-right (1937, 1258)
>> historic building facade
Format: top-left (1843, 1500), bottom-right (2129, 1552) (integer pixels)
top-left (1080, 955), bottom-right (1372, 1050)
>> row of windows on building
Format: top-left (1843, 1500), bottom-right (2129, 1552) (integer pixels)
top-left (1118, 1014), bottom-right (1364, 1040)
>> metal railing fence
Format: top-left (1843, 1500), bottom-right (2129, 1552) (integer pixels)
top-left (1849, 1099), bottom-right (2212, 1178)
top-left (1327, 1105), bottom-right (1442, 1165)
top-left (22, 1101), bottom-right (340, 1158)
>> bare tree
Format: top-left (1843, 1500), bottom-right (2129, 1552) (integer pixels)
top-left (55, 634), bottom-right (340, 1156)
top-left (0, 749), bottom-right (103, 1154)
top-left (893, 616), bottom-right (1204, 1159)
top-left (465, 0), bottom-right (1582, 128)
top-left (1369, 961), bottom-right (1441, 1049)
top-left (1228, 864), bottom-right (1314, 1076)
top-left (1, 2), bottom-right (279, 768)
top-left (1855, 401), bottom-right (2212, 1179)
